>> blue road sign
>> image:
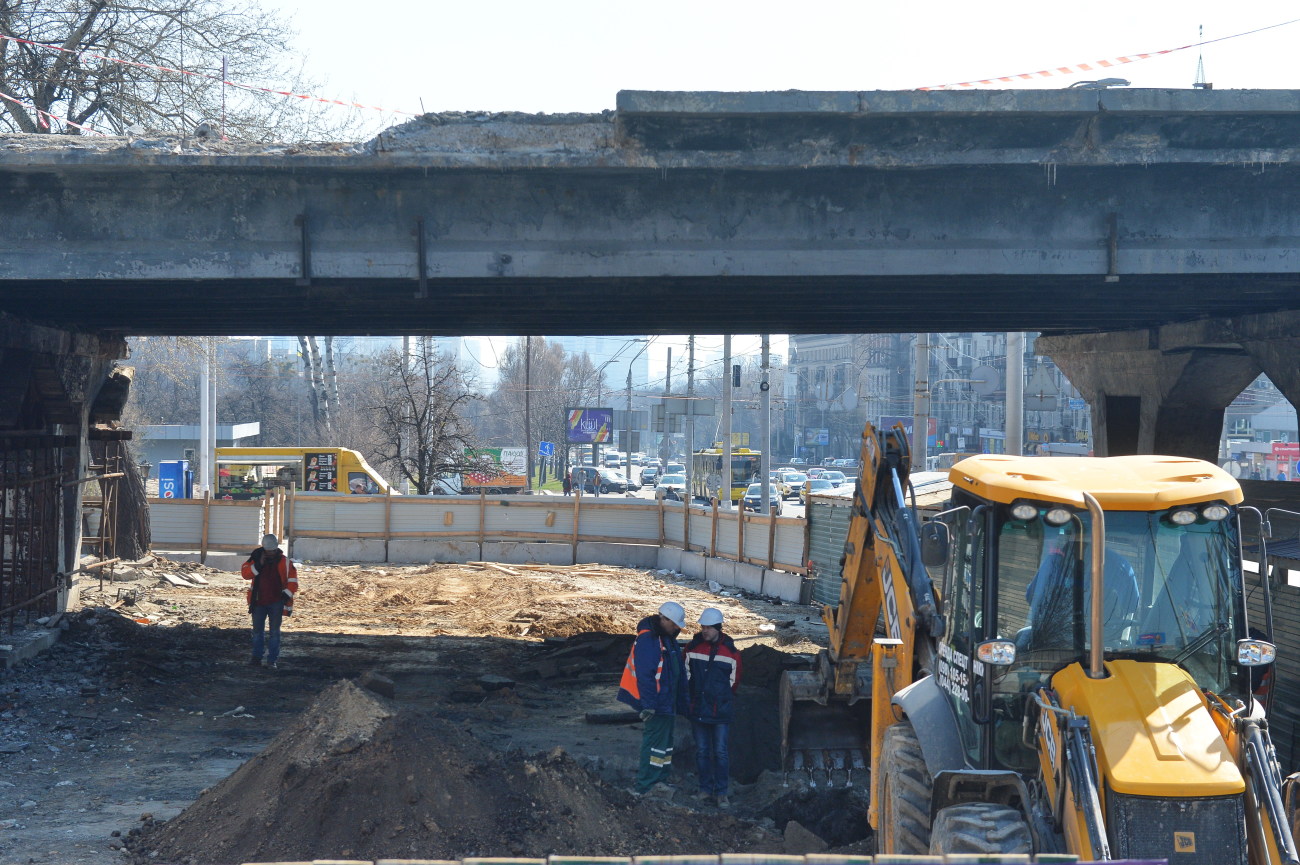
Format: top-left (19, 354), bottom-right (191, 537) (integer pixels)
top-left (538, 441), bottom-right (555, 457)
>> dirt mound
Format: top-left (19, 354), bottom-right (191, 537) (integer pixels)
top-left (132, 679), bottom-right (780, 863)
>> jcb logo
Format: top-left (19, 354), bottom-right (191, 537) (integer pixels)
top-left (1174, 831), bottom-right (1196, 853)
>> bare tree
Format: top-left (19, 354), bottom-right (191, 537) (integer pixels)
top-left (120, 335), bottom-right (210, 429)
top-left (361, 345), bottom-right (483, 495)
top-left (0, 0), bottom-right (364, 140)
top-left (483, 338), bottom-right (606, 483)
top-left (296, 335), bottom-right (332, 435)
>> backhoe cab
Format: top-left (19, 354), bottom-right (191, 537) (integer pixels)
top-left (779, 421), bottom-right (1297, 864)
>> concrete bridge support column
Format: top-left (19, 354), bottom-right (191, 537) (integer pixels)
top-left (1036, 329), bottom-right (1261, 462)
top-left (1240, 338), bottom-right (1300, 424)
top-left (0, 313), bottom-right (126, 626)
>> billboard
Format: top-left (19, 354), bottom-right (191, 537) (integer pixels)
top-left (880, 415), bottom-right (939, 449)
top-left (566, 407), bottom-right (613, 443)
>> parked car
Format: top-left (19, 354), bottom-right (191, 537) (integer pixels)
top-left (779, 471), bottom-right (807, 500)
top-left (823, 470), bottom-right (848, 488)
top-left (742, 483), bottom-right (783, 515)
top-left (603, 468), bottom-right (639, 492)
top-left (656, 473), bottom-right (686, 499)
top-left (640, 465), bottom-right (660, 485)
top-left (789, 457), bottom-right (807, 466)
top-left (801, 477), bottom-right (836, 502)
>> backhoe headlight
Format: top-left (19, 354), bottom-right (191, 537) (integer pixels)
top-left (1238, 639), bottom-right (1276, 666)
top-left (1044, 507), bottom-right (1072, 526)
top-left (976, 639), bottom-right (1017, 666)
top-left (1010, 501), bottom-right (1038, 521)
top-left (1201, 504), bottom-right (1230, 521)
top-left (1168, 509), bottom-right (1197, 526)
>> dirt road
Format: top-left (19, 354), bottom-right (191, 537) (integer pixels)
top-left (0, 556), bottom-right (871, 864)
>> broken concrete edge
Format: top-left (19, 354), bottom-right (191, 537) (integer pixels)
top-left (0, 626), bottom-right (60, 670)
top-left (7, 89), bottom-right (1300, 170)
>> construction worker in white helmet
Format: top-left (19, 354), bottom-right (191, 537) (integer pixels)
top-left (617, 600), bottom-right (688, 800)
top-left (683, 607), bottom-right (743, 807)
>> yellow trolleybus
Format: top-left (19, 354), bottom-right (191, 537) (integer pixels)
top-left (690, 446), bottom-right (762, 503)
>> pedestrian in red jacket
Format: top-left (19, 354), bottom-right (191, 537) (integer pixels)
top-left (240, 534), bottom-right (298, 669)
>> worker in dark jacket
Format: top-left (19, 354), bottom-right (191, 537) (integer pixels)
top-left (617, 600), bottom-right (688, 799)
top-left (683, 607), bottom-right (743, 807)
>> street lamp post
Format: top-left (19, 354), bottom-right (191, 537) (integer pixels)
top-left (593, 358), bottom-right (618, 468)
top-left (625, 339), bottom-right (653, 487)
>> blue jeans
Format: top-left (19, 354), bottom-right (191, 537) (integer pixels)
top-left (251, 601), bottom-right (284, 663)
top-left (692, 720), bottom-right (730, 796)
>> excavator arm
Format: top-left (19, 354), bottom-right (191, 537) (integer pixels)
top-left (779, 422), bottom-right (943, 787)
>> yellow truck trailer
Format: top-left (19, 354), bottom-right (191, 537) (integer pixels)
top-left (214, 447), bottom-right (396, 499)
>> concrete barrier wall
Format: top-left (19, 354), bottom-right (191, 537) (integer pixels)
top-left (150, 496), bottom-right (808, 597)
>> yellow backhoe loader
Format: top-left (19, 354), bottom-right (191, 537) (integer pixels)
top-left (780, 420), bottom-right (1298, 862)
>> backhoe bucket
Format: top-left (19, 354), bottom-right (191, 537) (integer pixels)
top-left (780, 670), bottom-right (870, 787)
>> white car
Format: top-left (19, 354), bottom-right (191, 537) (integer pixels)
top-left (779, 472), bottom-right (808, 500)
top-left (656, 473), bottom-right (687, 499)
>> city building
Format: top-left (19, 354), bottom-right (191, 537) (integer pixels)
top-left (788, 332), bottom-right (1092, 464)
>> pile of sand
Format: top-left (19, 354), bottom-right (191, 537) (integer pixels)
top-left (131, 679), bottom-right (781, 864)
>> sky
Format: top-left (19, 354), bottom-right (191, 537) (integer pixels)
top-left (250, 1), bottom-right (1300, 379)
top-left (257, 1), bottom-right (1300, 120)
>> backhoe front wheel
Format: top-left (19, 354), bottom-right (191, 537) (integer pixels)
top-left (876, 720), bottom-right (933, 854)
top-left (928, 803), bottom-right (1032, 856)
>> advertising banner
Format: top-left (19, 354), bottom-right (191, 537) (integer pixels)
top-left (304, 451), bottom-right (338, 491)
top-left (566, 407), bottom-right (613, 443)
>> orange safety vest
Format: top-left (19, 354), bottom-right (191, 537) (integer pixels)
top-left (616, 624), bottom-right (660, 707)
top-left (242, 551), bottom-right (299, 616)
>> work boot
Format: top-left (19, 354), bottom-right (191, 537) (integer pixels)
top-left (248, 658), bottom-right (262, 667)
top-left (715, 795), bottom-right (731, 808)
top-left (645, 783), bottom-right (676, 802)
top-left (691, 789), bottom-right (711, 803)
top-left (268, 661), bottom-right (278, 670)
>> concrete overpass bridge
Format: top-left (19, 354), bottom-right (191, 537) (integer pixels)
top-left (4, 88), bottom-right (1300, 621)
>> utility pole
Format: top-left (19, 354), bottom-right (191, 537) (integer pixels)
top-left (197, 340), bottom-right (215, 496)
top-left (1007, 332), bottom-right (1024, 456)
top-left (685, 336), bottom-right (696, 503)
top-left (760, 335), bottom-right (771, 514)
top-left (524, 336), bottom-right (533, 491)
top-left (722, 334), bottom-right (733, 509)
top-left (912, 333), bottom-right (930, 472)
top-left (662, 347), bottom-right (672, 467)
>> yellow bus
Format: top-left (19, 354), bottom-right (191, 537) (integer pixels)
top-left (214, 447), bottom-right (397, 499)
top-left (690, 446), bottom-right (762, 503)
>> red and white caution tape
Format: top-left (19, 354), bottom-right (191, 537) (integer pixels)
top-left (0, 33), bottom-right (418, 117)
top-left (0, 87), bottom-right (105, 135)
top-left (918, 16), bottom-right (1300, 91)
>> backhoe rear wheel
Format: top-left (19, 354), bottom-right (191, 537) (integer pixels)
top-left (876, 720), bottom-right (932, 854)
top-left (928, 802), bottom-right (1032, 856)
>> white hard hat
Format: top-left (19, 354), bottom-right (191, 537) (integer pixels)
top-left (262, 534), bottom-right (279, 551)
top-left (699, 607), bottom-right (724, 627)
top-left (658, 601), bottom-right (686, 629)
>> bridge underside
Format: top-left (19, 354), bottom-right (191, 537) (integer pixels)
top-left (1, 274), bottom-right (1297, 337)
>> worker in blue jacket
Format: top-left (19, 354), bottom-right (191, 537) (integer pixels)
top-left (683, 607), bottom-right (743, 807)
top-left (617, 600), bottom-right (688, 799)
